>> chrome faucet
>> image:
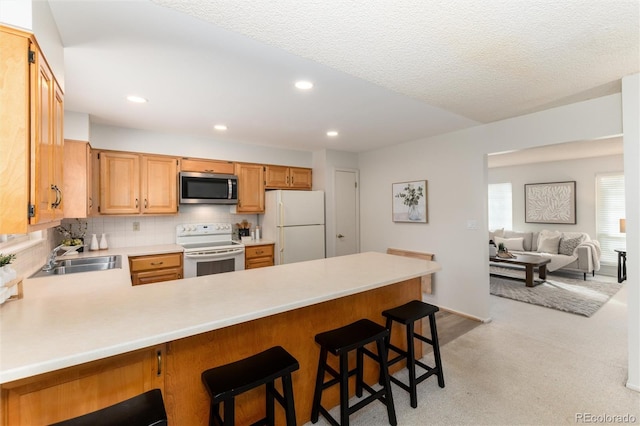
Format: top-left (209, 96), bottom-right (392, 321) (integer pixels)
top-left (42, 244), bottom-right (81, 271)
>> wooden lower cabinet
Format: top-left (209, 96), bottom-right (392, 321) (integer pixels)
top-left (129, 252), bottom-right (183, 285)
top-left (245, 243), bottom-right (274, 269)
top-left (0, 278), bottom-right (420, 425)
top-left (0, 345), bottom-right (165, 426)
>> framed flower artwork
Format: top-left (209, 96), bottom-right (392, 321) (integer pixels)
top-left (392, 180), bottom-right (428, 223)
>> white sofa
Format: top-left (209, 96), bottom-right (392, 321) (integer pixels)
top-left (490, 229), bottom-right (601, 280)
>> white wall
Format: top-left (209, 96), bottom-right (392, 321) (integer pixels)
top-left (489, 154), bottom-right (624, 242)
top-left (90, 124), bottom-right (312, 167)
top-left (64, 111), bottom-right (90, 141)
top-left (32, 0), bottom-right (63, 88)
top-left (358, 94), bottom-right (623, 322)
top-left (622, 73), bottom-right (639, 391)
top-left (0, 0), bottom-right (31, 30)
top-left (312, 149), bottom-right (360, 258)
top-left (1, 1), bottom-right (63, 87)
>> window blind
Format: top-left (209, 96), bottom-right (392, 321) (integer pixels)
top-left (488, 183), bottom-right (512, 232)
top-left (595, 173), bottom-right (625, 265)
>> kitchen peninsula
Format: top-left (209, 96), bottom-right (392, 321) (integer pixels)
top-left (0, 251), bottom-right (440, 425)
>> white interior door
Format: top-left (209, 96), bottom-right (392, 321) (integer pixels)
top-left (335, 170), bottom-right (359, 257)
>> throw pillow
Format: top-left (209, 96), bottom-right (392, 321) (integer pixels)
top-left (494, 236), bottom-right (524, 251)
top-left (504, 231), bottom-right (534, 251)
top-left (537, 230), bottom-right (561, 251)
top-left (489, 228), bottom-right (504, 241)
top-left (559, 236), bottom-right (583, 256)
top-left (537, 235), bottom-right (561, 254)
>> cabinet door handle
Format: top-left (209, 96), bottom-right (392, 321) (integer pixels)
top-left (56, 186), bottom-right (63, 208)
top-left (150, 261), bottom-right (164, 266)
top-left (51, 185), bottom-right (62, 208)
top-left (135, 198), bottom-right (139, 208)
top-left (144, 199), bottom-right (148, 208)
top-left (256, 250), bottom-right (263, 254)
top-left (89, 197), bottom-right (93, 208)
top-left (157, 350), bottom-right (162, 376)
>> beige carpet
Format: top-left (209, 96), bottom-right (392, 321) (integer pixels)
top-left (304, 279), bottom-right (639, 425)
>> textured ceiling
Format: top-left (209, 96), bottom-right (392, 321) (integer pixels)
top-left (153, 0), bottom-right (640, 122)
top-left (48, 1), bottom-right (639, 153)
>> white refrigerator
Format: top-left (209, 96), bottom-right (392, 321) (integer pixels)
top-left (261, 190), bottom-right (325, 265)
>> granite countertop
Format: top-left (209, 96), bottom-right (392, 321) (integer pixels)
top-left (0, 251), bottom-right (439, 384)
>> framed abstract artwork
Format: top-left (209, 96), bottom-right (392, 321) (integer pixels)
top-left (525, 181), bottom-right (576, 224)
top-left (392, 180), bottom-right (428, 223)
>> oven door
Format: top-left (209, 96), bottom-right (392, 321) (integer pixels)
top-left (183, 248), bottom-right (245, 278)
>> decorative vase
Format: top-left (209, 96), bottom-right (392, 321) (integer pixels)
top-left (408, 204), bottom-right (420, 221)
top-left (99, 233), bottom-right (108, 250)
top-left (90, 234), bottom-right (99, 251)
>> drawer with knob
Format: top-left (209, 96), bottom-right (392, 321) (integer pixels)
top-left (245, 244), bottom-right (274, 269)
top-left (129, 252), bottom-right (183, 285)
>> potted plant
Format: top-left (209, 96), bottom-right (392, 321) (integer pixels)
top-left (56, 219), bottom-right (87, 252)
top-left (498, 242), bottom-right (506, 253)
top-left (0, 253), bottom-right (17, 285)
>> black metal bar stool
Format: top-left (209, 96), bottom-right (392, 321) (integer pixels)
top-left (201, 346), bottom-right (299, 426)
top-left (49, 388), bottom-right (167, 426)
top-left (382, 300), bottom-right (445, 408)
top-left (311, 319), bottom-right (396, 426)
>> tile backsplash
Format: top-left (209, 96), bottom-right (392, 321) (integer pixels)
top-left (62, 205), bottom-right (259, 249)
top-left (5, 206), bottom-right (258, 280)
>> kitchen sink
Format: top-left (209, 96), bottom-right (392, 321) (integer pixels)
top-left (30, 255), bottom-right (122, 278)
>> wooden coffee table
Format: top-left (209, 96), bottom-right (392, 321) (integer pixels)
top-left (490, 254), bottom-right (551, 287)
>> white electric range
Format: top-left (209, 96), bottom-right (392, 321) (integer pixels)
top-left (176, 223), bottom-right (245, 278)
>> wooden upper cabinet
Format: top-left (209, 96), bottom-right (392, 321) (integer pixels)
top-left (142, 155), bottom-right (178, 214)
top-left (99, 151), bottom-right (141, 214)
top-left (63, 140), bottom-right (92, 218)
top-left (289, 167), bottom-right (312, 189)
top-left (53, 82), bottom-right (64, 213)
top-left (234, 163), bottom-right (264, 213)
top-left (98, 151), bottom-right (178, 215)
top-left (180, 158), bottom-right (234, 174)
top-left (264, 165), bottom-right (312, 190)
top-left (31, 42), bottom-right (64, 225)
top-left (0, 26), bottom-right (64, 233)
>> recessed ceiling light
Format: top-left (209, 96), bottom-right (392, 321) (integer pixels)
top-left (126, 95), bottom-right (148, 103)
top-left (326, 130), bottom-right (339, 137)
top-left (214, 124), bottom-right (228, 131)
top-left (295, 80), bottom-right (314, 90)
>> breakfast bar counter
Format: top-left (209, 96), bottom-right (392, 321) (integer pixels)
top-left (0, 251), bottom-right (440, 425)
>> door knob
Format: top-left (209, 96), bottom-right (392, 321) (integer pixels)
top-left (337, 234), bottom-right (344, 238)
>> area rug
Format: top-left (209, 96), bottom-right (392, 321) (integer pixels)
top-left (489, 266), bottom-right (622, 317)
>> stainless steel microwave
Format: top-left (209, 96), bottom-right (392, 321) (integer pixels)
top-left (179, 171), bottom-right (238, 204)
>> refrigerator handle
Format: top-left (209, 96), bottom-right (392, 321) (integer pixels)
top-left (279, 201), bottom-right (285, 264)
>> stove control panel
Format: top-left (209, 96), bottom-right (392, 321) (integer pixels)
top-left (176, 223), bottom-right (233, 237)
